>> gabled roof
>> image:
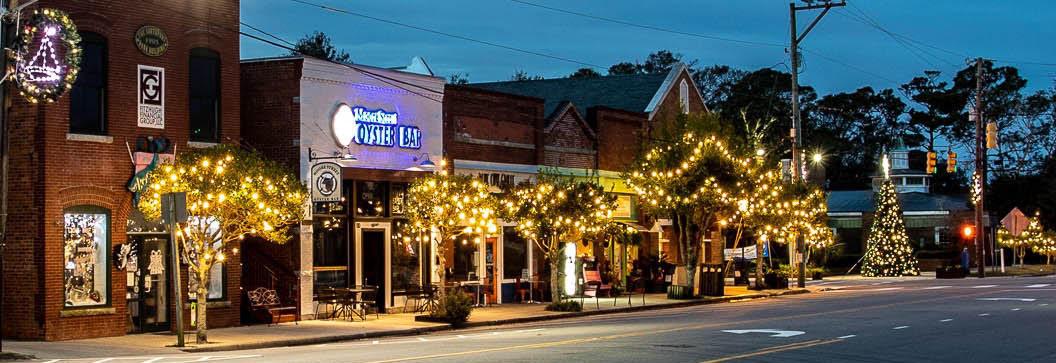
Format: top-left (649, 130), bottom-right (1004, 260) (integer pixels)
top-left (827, 190), bottom-right (971, 214)
top-left (467, 68), bottom-right (678, 118)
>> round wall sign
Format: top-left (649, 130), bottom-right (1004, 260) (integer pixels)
top-left (134, 25), bottom-right (168, 57)
top-left (331, 103), bottom-right (355, 147)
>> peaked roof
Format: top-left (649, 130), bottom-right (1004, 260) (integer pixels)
top-left (827, 190), bottom-right (971, 213)
top-left (467, 71), bottom-right (671, 119)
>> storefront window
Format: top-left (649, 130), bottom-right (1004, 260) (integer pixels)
top-left (391, 220), bottom-right (420, 290)
top-left (63, 207), bottom-right (110, 307)
top-left (451, 234), bottom-right (481, 282)
top-left (390, 183), bottom-right (407, 216)
top-left (355, 181), bottom-right (388, 217)
top-left (186, 217), bottom-right (226, 301)
top-left (189, 48), bottom-right (221, 142)
top-left (503, 227), bottom-right (528, 280)
top-left (313, 215), bottom-right (348, 288)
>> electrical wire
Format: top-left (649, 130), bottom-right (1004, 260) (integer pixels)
top-left (289, 0), bottom-right (607, 70)
top-left (507, 0), bottom-right (785, 48)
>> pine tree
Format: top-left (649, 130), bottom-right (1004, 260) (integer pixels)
top-left (862, 179), bottom-right (919, 276)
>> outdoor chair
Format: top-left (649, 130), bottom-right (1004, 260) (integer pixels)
top-left (514, 277), bottom-right (529, 303)
top-left (583, 270), bottom-right (612, 297)
top-left (357, 285), bottom-right (380, 320)
top-left (247, 287), bottom-right (298, 326)
top-left (616, 276), bottom-right (646, 307)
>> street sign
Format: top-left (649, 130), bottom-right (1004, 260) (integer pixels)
top-left (722, 329), bottom-right (806, 338)
top-left (1001, 208), bottom-right (1028, 236)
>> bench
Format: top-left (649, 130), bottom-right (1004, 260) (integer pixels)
top-left (581, 270), bottom-right (612, 309)
top-left (247, 287), bottom-right (298, 326)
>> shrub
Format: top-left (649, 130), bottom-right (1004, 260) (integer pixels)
top-left (434, 291), bottom-right (474, 326)
top-left (545, 300), bottom-right (582, 312)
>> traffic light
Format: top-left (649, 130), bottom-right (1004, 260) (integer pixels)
top-left (926, 151), bottom-right (937, 174)
top-left (961, 225), bottom-right (975, 240)
top-left (947, 151), bottom-right (957, 173)
top-left (986, 122), bottom-right (998, 149)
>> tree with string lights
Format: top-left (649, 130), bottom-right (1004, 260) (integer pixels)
top-left (766, 183), bottom-right (835, 278)
top-left (998, 214), bottom-right (1044, 266)
top-left (503, 174), bottom-right (615, 302)
top-left (861, 162), bottom-right (919, 277)
top-left (405, 161), bottom-right (498, 296)
top-left (139, 145), bottom-right (306, 343)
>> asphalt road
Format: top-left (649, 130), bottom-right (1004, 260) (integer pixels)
top-left (29, 274), bottom-right (1056, 363)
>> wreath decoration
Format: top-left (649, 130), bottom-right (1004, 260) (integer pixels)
top-left (14, 8), bottom-right (81, 104)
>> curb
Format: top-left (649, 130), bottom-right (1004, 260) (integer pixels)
top-left (181, 289), bottom-right (808, 353)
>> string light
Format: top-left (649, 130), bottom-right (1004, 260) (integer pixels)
top-left (861, 179), bottom-right (919, 277)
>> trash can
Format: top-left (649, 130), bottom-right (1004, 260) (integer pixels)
top-left (699, 264), bottom-right (725, 297)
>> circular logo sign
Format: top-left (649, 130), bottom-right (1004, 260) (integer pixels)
top-left (331, 103), bottom-right (355, 147)
top-left (134, 25), bottom-right (168, 57)
top-left (315, 169), bottom-right (338, 197)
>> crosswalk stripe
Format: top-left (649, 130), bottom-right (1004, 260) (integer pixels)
top-left (972, 285), bottom-right (997, 288)
top-left (1026, 284), bottom-right (1050, 288)
top-left (923, 286), bottom-right (952, 290)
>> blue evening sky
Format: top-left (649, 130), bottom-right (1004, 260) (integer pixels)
top-left (241, 0), bottom-right (1056, 95)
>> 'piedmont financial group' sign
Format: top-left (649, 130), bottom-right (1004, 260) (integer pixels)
top-left (331, 104), bottom-right (421, 149)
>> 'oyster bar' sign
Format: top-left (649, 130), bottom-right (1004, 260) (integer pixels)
top-left (331, 104), bottom-right (422, 149)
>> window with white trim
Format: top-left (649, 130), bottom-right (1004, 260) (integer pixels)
top-left (679, 79), bottom-right (689, 114)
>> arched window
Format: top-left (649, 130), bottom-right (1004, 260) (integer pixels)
top-left (63, 205), bottom-right (111, 308)
top-left (69, 32), bottom-right (107, 135)
top-left (189, 48), bottom-right (220, 142)
top-left (679, 79), bottom-right (689, 114)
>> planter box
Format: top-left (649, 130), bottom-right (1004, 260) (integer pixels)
top-left (764, 273), bottom-right (789, 289)
top-left (667, 285), bottom-right (695, 299)
top-left (935, 267), bottom-right (967, 279)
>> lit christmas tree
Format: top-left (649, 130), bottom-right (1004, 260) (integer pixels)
top-left (862, 157), bottom-right (919, 276)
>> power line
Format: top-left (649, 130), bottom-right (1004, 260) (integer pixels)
top-left (838, 6), bottom-right (955, 69)
top-left (147, 0), bottom-right (444, 103)
top-left (507, 0), bottom-right (785, 48)
top-left (289, 0), bottom-right (607, 70)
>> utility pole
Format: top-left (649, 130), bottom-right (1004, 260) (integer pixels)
top-left (789, 0), bottom-right (844, 288)
top-left (973, 57), bottom-right (986, 279)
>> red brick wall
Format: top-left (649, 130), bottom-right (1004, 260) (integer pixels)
top-left (443, 86), bottom-right (543, 165)
top-left (593, 107), bottom-right (646, 172)
top-left (2, 0), bottom-right (242, 341)
top-left (240, 59), bottom-right (303, 172)
top-left (650, 70), bottom-right (708, 135)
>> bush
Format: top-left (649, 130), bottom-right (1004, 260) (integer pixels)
top-left (433, 291), bottom-right (474, 326)
top-left (545, 300), bottom-right (582, 312)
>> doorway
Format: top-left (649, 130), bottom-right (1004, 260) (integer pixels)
top-left (132, 236), bottom-right (171, 332)
top-left (355, 222), bottom-right (390, 312)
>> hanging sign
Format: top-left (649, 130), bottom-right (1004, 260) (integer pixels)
top-left (331, 103), bottom-right (421, 149)
top-left (134, 25), bottom-right (168, 57)
top-left (312, 162), bottom-right (342, 202)
top-left (14, 8), bottom-right (81, 103)
top-left (137, 65), bottom-right (165, 128)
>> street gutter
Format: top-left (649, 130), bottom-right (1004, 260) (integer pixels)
top-left (181, 289), bottom-right (808, 353)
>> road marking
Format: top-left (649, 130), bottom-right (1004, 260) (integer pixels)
top-left (871, 281), bottom-right (895, 285)
top-left (838, 335), bottom-right (856, 339)
top-left (457, 335), bottom-right (467, 338)
top-left (417, 337), bottom-right (429, 342)
top-left (1026, 284), bottom-right (1050, 288)
top-left (1011, 308), bottom-right (1022, 311)
top-left (91, 359), bottom-right (115, 363)
top-left (940, 319), bottom-right (954, 322)
top-left (972, 285), bottom-right (998, 289)
top-left (977, 297), bottom-right (1037, 302)
top-left (856, 287), bottom-right (904, 292)
top-left (372, 340), bottom-right (380, 344)
top-left (722, 329), bottom-right (806, 338)
top-left (978, 313), bottom-right (991, 316)
top-left (1041, 304), bottom-right (1050, 307)
top-left (892, 326), bottom-right (909, 330)
top-left (923, 286), bottom-right (952, 290)
top-left (701, 339), bottom-right (842, 363)
top-left (141, 358), bottom-right (165, 363)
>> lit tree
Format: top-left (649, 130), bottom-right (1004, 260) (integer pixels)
top-left (405, 161), bottom-right (498, 295)
top-left (766, 184), bottom-right (834, 279)
top-left (721, 157), bottom-right (785, 288)
top-left (626, 131), bottom-right (741, 296)
top-left (139, 145), bottom-right (306, 343)
top-left (861, 178), bottom-right (919, 277)
top-left (998, 216), bottom-right (1042, 266)
top-left (1032, 231), bottom-right (1056, 265)
top-left (504, 175), bottom-right (615, 301)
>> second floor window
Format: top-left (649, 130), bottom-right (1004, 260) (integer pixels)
top-left (69, 32), bottom-right (107, 135)
top-left (189, 48), bottom-right (220, 142)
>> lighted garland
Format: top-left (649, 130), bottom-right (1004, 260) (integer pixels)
top-left (14, 8), bottom-right (81, 103)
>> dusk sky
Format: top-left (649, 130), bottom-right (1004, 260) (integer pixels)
top-left (241, 0), bottom-right (1056, 96)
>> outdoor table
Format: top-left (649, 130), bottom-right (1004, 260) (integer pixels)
top-left (326, 287), bottom-right (376, 320)
top-left (455, 281), bottom-right (484, 307)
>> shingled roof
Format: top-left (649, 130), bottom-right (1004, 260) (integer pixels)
top-left (467, 72), bottom-right (670, 119)
top-left (827, 190), bottom-right (972, 213)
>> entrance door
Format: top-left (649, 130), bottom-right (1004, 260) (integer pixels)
top-left (136, 236), bottom-right (170, 332)
top-left (355, 222), bottom-right (390, 312)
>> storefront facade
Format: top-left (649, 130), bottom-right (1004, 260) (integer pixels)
top-left (241, 56), bottom-right (444, 316)
top-left (1, 0), bottom-right (243, 341)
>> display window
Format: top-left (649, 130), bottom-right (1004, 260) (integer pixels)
top-left (63, 206), bottom-right (111, 308)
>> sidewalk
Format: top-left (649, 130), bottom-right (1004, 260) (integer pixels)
top-left (2, 286), bottom-right (806, 358)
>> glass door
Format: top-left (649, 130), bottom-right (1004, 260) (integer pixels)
top-left (137, 236), bottom-right (170, 332)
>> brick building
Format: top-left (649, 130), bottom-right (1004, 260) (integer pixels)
top-left (1, 0), bottom-right (242, 340)
top-left (444, 64), bottom-right (714, 300)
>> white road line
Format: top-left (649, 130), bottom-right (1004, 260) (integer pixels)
top-left (91, 359), bottom-right (115, 363)
top-left (42, 360), bottom-right (61, 363)
top-left (893, 326), bottom-right (909, 330)
top-left (864, 287), bottom-right (904, 292)
top-left (1012, 308), bottom-right (1022, 311)
top-left (1026, 284), bottom-right (1050, 288)
top-left (1040, 304), bottom-right (1050, 307)
top-left (417, 337), bottom-right (429, 342)
top-left (978, 313), bottom-right (991, 316)
top-left (372, 340), bottom-right (379, 344)
top-left (838, 335), bottom-right (857, 339)
top-left (457, 335), bottom-right (467, 338)
top-left (923, 286), bottom-right (952, 290)
top-left (977, 297), bottom-right (1036, 302)
top-left (871, 281), bottom-right (895, 285)
top-left (972, 285), bottom-right (998, 289)
top-left (141, 358), bottom-right (165, 363)
top-left (940, 319), bottom-right (954, 322)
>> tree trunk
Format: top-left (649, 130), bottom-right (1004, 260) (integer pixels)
top-left (549, 252), bottom-right (562, 302)
top-left (755, 239), bottom-right (764, 289)
top-left (196, 269), bottom-right (209, 344)
top-left (433, 232), bottom-right (447, 298)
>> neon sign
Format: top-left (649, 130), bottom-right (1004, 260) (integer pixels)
top-left (331, 104), bottom-right (421, 149)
